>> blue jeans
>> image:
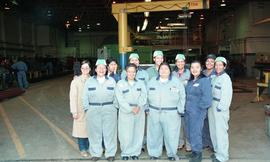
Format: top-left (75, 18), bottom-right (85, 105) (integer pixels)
top-left (78, 138), bottom-right (89, 151)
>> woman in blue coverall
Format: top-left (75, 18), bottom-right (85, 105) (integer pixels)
top-left (115, 63), bottom-right (147, 160)
top-left (147, 62), bottom-right (186, 161)
top-left (83, 59), bottom-right (117, 162)
top-left (107, 58), bottom-right (121, 82)
top-left (185, 61), bottom-right (212, 162)
top-left (208, 57), bottom-right (232, 162)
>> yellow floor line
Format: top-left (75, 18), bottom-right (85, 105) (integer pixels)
top-left (0, 104), bottom-right (26, 159)
top-left (19, 97), bottom-right (78, 151)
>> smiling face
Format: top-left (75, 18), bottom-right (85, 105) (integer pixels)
top-left (95, 64), bottom-right (107, 77)
top-left (129, 58), bottom-right (140, 66)
top-left (159, 64), bottom-right (170, 79)
top-left (108, 61), bottom-right (117, 73)
top-left (190, 62), bottom-right (201, 78)
top-left (176, 59), bottom-right (185, 70)
top-left (205, 58), bottom-right (215, 70)
top-left (81, 63), bottom-right (90, 75)
top-left (215, 61), bottom-right (225, 74)
top-left (126, 66), bottom-right (136, 81)
top-left (154, 56), bottom-right (164, 66)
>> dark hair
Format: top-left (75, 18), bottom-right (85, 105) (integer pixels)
top-left (81, 60), bottom-right (90, 66)
top-left (158, 62), bottom-right (172, 75)
top-left (125, 63), bottom-right (137, 71)
top-left (106, 58), bottom-right (118, 65)
top-left (189, 60), bottom-right (206, 81)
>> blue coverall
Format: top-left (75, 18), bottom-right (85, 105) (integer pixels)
top-left (146, 76), bottom-right (185, 158)
top-left (11, 61), bottom-right (28, 89)
top-left (115, 78), bottom-right (147, 157)
top-left (185, 76), bottom-right (212, 153)
top-left (83, 76), bottom-right (117, 158)
top-left (208, 71), bottom-right (232, 162)
top-left (121, 67), bottom-right (149, 84)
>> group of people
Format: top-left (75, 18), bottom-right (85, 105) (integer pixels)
top-left (69, 50), bottom-right (233, 162)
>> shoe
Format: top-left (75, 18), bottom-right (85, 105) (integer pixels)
top-left (91, 157), bottom-right (100, 161)
top-left (210, 154), bottom-right (216, 159)
top-left (131, 156), bottom-right (139, 160)
top-left (212, 158), bottom-right (221, 162)
top-left (168, 157), bottom-right (176, 161)
top-left (121, 156), bottom-right (129, 160)
top-left (186, 152), bottom-right (195, 158)
top-left (189, 152), bottom-right (202, 162)
top-left (107, 156), bottom-right (115, 161)
top-left (150, 156), bottom-right (159, 160)
top-left (80, 151), bottom-right (90, 157)
top-left (185, 148), bottom-right (192, 152)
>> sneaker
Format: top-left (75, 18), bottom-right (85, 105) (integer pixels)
top-left (131, 156), bottom-right (139, 160)
top-left (107, 156), bottom-right (115, 162)
top-left (168, 157), bottom-right (176, 161)
top-left (121, 156), bottom-right (129, 160)
top-left (150, 156), bottom-right (159, 160)
top-left (80, 151), bottom-right (90, 157)
top-left (91, 157), bottom-right (100, 161)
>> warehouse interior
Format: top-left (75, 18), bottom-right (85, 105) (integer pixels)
top-left (0, 0), bottom-right (270, 161)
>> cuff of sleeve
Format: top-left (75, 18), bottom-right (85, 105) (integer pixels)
top-left (145, 109), bottom-right (149, 113)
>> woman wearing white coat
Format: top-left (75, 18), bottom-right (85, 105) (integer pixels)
top-left (69, 60), bottom-right (91, 157)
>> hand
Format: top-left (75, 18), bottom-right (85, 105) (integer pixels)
top-left (132, 107), bottom-right (140, 114)
top-left (73, 113), bottom-right (79, 119)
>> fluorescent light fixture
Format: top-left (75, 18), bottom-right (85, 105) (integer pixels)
top-left (65, 21), bottom-right (70, 28)
top-left (74, 16), bottom-right (79, 22)
top-left (165, 17), bottom-right (170, 20)
top-left (87, 26), bottom-right (90, 29)
top-left (156, 26), bottom-right (187, 30)
top-left (189, 12), bottom-right (194, 15)
top-left (4, 3), bottom-right (10, 10)
top-left (188, 49), bottom-right (192, 51)
top-left (96, 22), bottom-right (101, 26)
top-left (178, 14), bottom-right (191, 19)
top-left (145, 0), bottom-right (151, 2)
top-left (141, 19), bottom-right (148, 31)
top-left (87, 24), bottom-right (90, 27)
top-left (200, 17), bottom-right (204, 20)
top-left (113, 1), bottom-right (116, 4)
top-left (137, 26), bottom-right (140, 32)
top-left (220, 3), bottom-right (226, 6)
top-left (167, 23), bottom-right (185, 26)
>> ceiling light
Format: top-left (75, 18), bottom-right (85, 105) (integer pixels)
top-left (159, 21), bottom-right (162, 24)
top-left (47, 10), bottom-right (52, 17)
top-left (220, 0), bottom-right (226, 7)
top-left (189, 12), bottom-right (194, 15)
top-left (156, 26), bottom-right (187, 30)
top-left (96, 22), bottom-right (101, 26)
top-left (145, 0), bottom-right (151, 2)
top-left (137, 26), bottom-right (140, 32)
top-left (200, 17), bottom-right (204, 20)
top-left (87, 24), bottom-right (90, 27)
top-left (167, 23), bottom-right (185, 26)
top-left (65, 21), bottom-right (70, 28)
top-left (87, 26), bottom-right (90, 29)
top-left (141, 18), bottom-right (148, 31)
top-left (177, 14), bottom-right (191, 19)
top-left (4, 3), bottom-right (10, 10)
top-left (165, 17), bottom-right (170, 20)
top-left (113, 1), bottom-right (116, 4)
top-left (74, 16), bottom-right (79, 22)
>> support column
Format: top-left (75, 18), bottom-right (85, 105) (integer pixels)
top-left (118, 10), bottom-right (128, 70)
top-left (0, 12), bottom-right (6, 57)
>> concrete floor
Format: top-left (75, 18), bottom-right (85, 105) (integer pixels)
top-left (0, 76), bottom-right (270, 162)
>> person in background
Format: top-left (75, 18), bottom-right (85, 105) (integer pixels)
top-left (185, 61), bottom-right (212, 162)
top-left (208, 57), bottom-right (233, 162)
top-left (172, 54), bottom-right (191, 152)
top-left (83, 59), bottom-right (117, 162)
top-left (116, 63), bottom-right (147, 160)
top-left (69, 60), bottom-right (91, 157)
top-left (146, 50), bottom-right (164, 80)
top-left (107, 58), bottom-right (121, 82)
top-left (73, 58), bottom-right (81, 77)
top-left (202, 54), bottom-right (216, 150)
top-left (11, 57), bottom-right (28, 90)
top-left (121, 53), bottom-right (149, 84)
top-left (147, 62), bottom-right (185, 161)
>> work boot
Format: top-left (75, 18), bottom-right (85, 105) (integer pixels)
top-left (212, 158), bottom-right (221, 162)
top-left (210, 154), bottom-right (216, 159)
top-left (106, 156), bottom-right (115, 162)
top-left (189, 152), bottom-right (202, 162)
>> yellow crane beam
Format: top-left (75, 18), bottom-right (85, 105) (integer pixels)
top-left (112, 0), bottom-right (209, 69)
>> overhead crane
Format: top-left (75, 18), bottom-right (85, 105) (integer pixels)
top-left (112, 0), bottom-right (210, 69)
